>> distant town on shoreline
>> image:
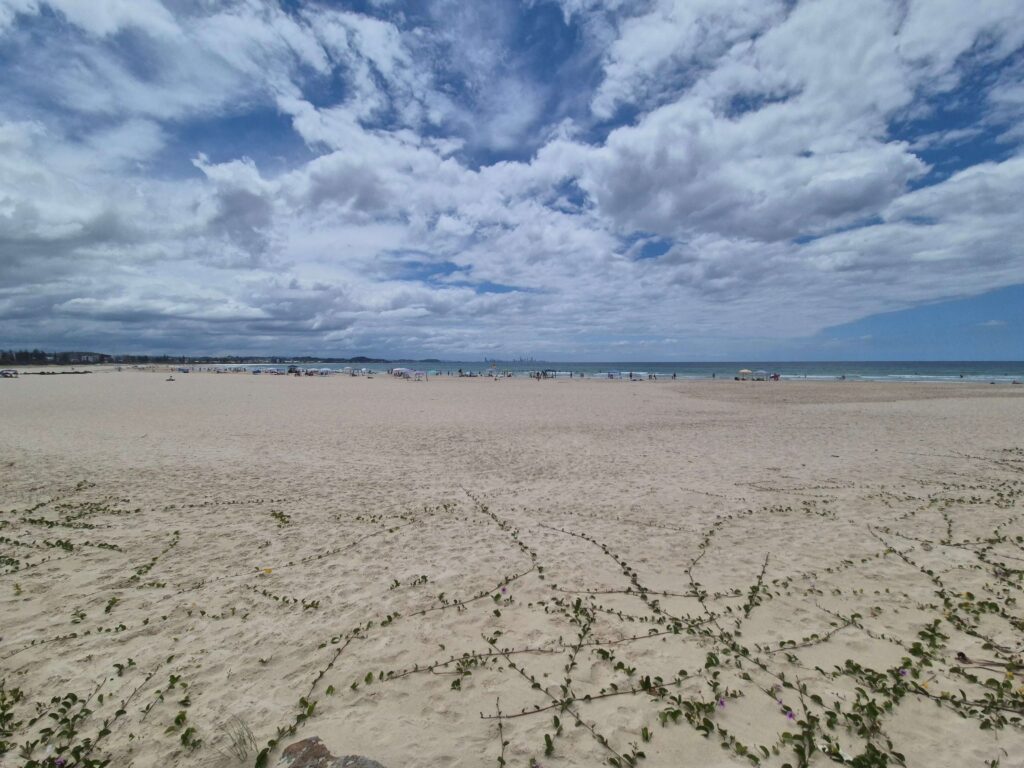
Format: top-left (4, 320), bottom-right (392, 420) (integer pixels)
top-left (0, 349), bottom-right (443, 366)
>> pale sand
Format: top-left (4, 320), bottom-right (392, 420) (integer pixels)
top-left (1, 372), bottom-right (1023, 768)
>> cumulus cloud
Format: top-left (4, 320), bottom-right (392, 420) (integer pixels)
top-left (589, 0), bottom-right (787, 120)
top-left (0, 0), bottom-right (1022, 357)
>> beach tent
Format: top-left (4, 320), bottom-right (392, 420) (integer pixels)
top-left (754, 370), bottom-right (768, 381)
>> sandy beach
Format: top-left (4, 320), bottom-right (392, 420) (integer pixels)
top-left (1, 371), bottom-right (1023, 768)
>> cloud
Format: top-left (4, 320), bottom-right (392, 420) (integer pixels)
top-left (589, 0), bottom-right (787, 119)
top-left (0, 0), bottom-right (179, 37)
top-left (0, 0), bottom-right (1022, 357)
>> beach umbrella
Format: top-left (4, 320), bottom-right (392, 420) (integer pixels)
top-left (738, 369), bottom-right (752, 375)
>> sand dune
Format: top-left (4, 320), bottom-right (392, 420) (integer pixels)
top-left (2, 371), bottom-right (1023, 767)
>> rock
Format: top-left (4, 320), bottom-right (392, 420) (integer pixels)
top-left (277, 737), bottom-right (387, 768)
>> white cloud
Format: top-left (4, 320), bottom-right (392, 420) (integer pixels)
top-left (0, 0), bottom-right (1022, 356)
top-left (590, 0), bottom-right (786, 119)
top-left (0, 0), bottom-right (179, 37)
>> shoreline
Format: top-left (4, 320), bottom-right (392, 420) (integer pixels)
top-left (4, 362), bottom-right (1023, 385)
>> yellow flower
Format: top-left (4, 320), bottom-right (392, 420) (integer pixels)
top-left (264, 568), bottom-right (273, 575)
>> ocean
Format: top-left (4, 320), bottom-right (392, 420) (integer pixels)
top-left (231, 360), bottom-right (1024, 382)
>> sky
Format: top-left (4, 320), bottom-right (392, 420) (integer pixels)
top-left (0, 0), bottom-right (1022, 361)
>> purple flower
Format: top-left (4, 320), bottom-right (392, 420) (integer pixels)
top-left (55, 758), bottom-right (66, 767)
top-left (898, 668), bottom-right (908, 677)
top-left (718, 698), bottom-right (726, 709)
top-left (500, 587), bottom-right (507, 594)
top-left (786, 711), bottom-right (796, 721)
